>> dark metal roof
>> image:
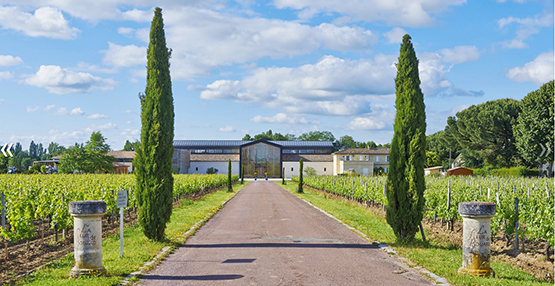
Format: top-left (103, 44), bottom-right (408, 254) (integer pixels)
top-left (174, 140), bottom-right (333, 148)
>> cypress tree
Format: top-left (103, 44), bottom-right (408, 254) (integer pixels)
top-left (135, 7), bottom-right (174, 241)
top-left (386, 34), bottom-right (426, 243)
top-left (282, 167), bottom-right (286, 185)
top-left (241, 165), bottom-right (244, 184)
top-left (227, 159), bottom-right (232, 192)
top-left (298, 159), bottom-right (304, 193)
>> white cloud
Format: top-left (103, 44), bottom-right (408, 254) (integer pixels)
top-left (346, 104), bottom-right (393, 131)
top-left (70, 107), bottom-right (84, 115)
top-left (219, 126), bottom-right (236, 132)
top-left (498, 13), bottom-right (553, 49)
top-left (21, 65), bottom-right (117, 94)
top-left (439, 46), bottom-right (480, 64)
top-left (121, 128), bottom-right (140, 136)
top-left (506, 52), bottom-right (554, 86)
top-left (53, 107), bottom-right (84, 116)
top-left (163, 7), bottom-right (377, 79)
top-left (384, 27), bottom-right (407, 44)
top-left (102, 42), bottom-right (146, 67)
top-left (250, 113), bottom-right (310, 124)
top-left (0, 6), bottom-right (79, 39)
top-left (346, 117), bottom-right (386, 131)
top-left (88, 113), bottom-right (109, 119)
top-left (450, 104), bottom-right (470, 115)
top-left (86, 123), bottom-right (117, 132)
top-left (0, 71), bottom-right (13, 80)
top-left (0, 55), bottom-right (23, 66)
top-left (199, 50), bottom-right (480, 116)
top-left (54, 107), bottom-right (68, 115)
top-left (117, 27), bottom-right (134, 35)
top-left (26, 106), bottom-right (39, 113)
top-left (273, 0), bottom-right (466, 27)
top-left (76, 62), bottom-right (117, 74)
top-left (44, 104), bottom-right (56, 111)
top-left (0, 99), bottom-right (4, 105)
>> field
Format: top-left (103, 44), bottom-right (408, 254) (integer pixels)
top-left (292, 175), bottom-right (555, 282)
top-left (0, 174), bottom-right (238, 284)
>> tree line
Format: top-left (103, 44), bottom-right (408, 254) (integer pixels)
top-left (242, 130), bottom-right (390, 152)
top-left (426, 80), bottom-right (554, 171)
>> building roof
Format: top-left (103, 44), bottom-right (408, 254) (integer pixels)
top-left (174, 140), bottom-right (333, 149)
top-left (333, 148), bottom-right (390, 155)
top-left (51, 151), bottom-right (136, 161)
top-left (107, 151), bottom-right (136, 159)
top-left (424, 166), bottom-right (444, 171)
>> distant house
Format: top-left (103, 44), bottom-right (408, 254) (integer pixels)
top-left (447, 167), bottom-right (473, 176)
top-left (332, 148), bottom-right (390, 176)
top-left (34, 151), bottom-right (136, 174)
top-left (424, 166), bottom-right (445, 176)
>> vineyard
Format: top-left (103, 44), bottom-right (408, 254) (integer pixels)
top-left (0, 174), bottom-right (237, 246)
top-left (293, 175), bottom-right (555, 253)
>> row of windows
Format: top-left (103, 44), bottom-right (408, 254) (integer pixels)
top-left (189, 148), bottom-right (331, 154)
top-left (341, 155), bottom-right (389, 162)
top-left (282, 149), bottom-right (331, 154)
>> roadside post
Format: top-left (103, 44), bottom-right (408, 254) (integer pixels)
top-left (69, 200), bottom-right (107, 277)
top-left (458, 201), bottom-right (496, 277)
top-left (117, 190), bottom-right (128, 258)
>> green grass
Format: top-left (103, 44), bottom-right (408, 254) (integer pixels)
top-left (280, 182), bottom-right (551, 286)
top-left (19, 183), bottom-right (246, 286)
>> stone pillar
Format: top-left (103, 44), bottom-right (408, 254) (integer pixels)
top-left (458, 202), bottom-right (496, 277)
top-left (69, 200), bottom-right (107, 278)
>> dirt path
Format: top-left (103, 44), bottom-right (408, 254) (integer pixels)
top-left (138, 181), bottom-right (434, 285)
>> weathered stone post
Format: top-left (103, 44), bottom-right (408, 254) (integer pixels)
top-left (458, 202), bottom-right (496, 277)
top-left (69, 200), bottom-right (107, 277)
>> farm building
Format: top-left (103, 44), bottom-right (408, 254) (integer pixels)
top-left (447, 167), bottom-right (473, 176)
top-left (424, 166), bottom-right (445, 176)
top-left (173, 140), bottom-right (390, 178)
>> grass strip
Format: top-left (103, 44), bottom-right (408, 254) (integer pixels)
top-left (19, 183), bottom-right (247, 286)
top-left (280, 182), bottom-right (550, 286)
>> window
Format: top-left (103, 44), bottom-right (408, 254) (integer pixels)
top-left (376, 156), bottom-right (380, 162)
top-left (291, 167), bottom-right (294, 171)
top-left (299, 149), bottom-right (314, 154)
top-left (386, 156), bottom-right (389, 162)
top-left (195, 167), bottom-right (198, 171)
top-left (315, 149), bottom-right (330, 154)
top-left (324, 167), bottom-right (326, 172)
top-left (384, 167), bottom-right (388, 173)
top-left (359, 156), bottom-right (364, 161)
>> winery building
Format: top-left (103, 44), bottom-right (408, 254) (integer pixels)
top-left (173, 140), bottom-right (389, 178)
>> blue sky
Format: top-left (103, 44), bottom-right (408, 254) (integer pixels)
top-left (0, 0), bottom-right (552, 151)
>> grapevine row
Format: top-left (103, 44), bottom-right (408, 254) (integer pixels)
top-left (293, 175), bottom-right (554, 247)
top-left (0, 174), bottom-right (237, 243)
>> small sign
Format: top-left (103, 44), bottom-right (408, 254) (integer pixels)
top-left (117, 191), bottom-right (128, 208)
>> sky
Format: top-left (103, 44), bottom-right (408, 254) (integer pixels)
top-left (0, 0), bottom-right (553, 151)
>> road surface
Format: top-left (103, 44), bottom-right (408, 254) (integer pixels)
top-left (139, 181), bottom-right (433, 285)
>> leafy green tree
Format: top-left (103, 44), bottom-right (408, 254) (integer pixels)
top-left (515, 80), bottom-right (554, 168)
top-left (58, 132), bottom-right (115, 174)
top-left (298, 159), bottom-right (304, 193)
top-left (298, 131), bottom-right (335, 142)
top-left (242, 134), bottom-right (252, 140)
top-left (447, 98), bottom-right (521, 168)
top-left (242, 129), bottom-right (296, 141)
top-left (135, 7), bottom-right (175, 241)
top-left (425, 151), bottom-right (441, 168)
top-left (0, 155), bottom-right (7, 173)
top-left (123, 140), bottom-right (134, 151)
top-left (206, 167), bottom-right (218, 174)
top-left (335, 135), bottom-right (357, 151)
top-left (386, 34), bottom-right (426, 243)
top-left (48, 142), bottom-right (66, 156)
top-left (304, 166), bottom-right (317, 176)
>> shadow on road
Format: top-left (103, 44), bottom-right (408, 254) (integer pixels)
top-left (141, 274), bottom-right (244, 281)
top-left (182, 242), bottom-right (378, 249)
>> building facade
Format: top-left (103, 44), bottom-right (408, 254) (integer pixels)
top-left (173, 140), bottom-right (389, 178)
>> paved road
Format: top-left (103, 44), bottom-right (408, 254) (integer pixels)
top-left (139, 181), bottom-right (433, 285)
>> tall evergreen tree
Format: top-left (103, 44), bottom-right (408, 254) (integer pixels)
top-left (227, 159), bottom-right (232, 192)
top-left (298, 159), bottom-right (304, 193)
top-left (386, 34), bottom-right (426, 243)
top-left (134, 7), bottom-right (175, 241)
